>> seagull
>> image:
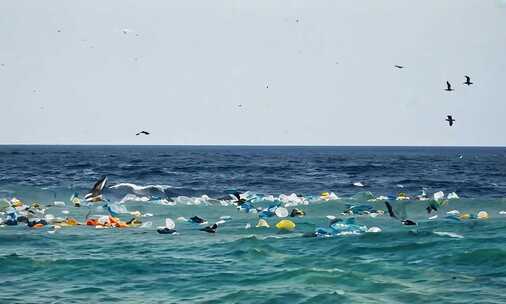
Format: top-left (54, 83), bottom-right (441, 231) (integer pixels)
top-left (445, 81), bottom-right (454, 91)
top-left (446, 115), bottom-right (455, 127)
top-left (136, 131), bottom-right (150, 136)
top-left (385, 201), bottom-right (417, 226)
top-left (84, 176), bottom-right (107, 202)
top-left (464, 75), bottom-right (473, 86)
top-left (122, 29), bottom-right (131, 35)
top-left (232, 192), bottom-right (247, 206)
top-left (394, 65), bottom-right (404, 69)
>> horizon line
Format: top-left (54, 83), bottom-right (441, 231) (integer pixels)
top-left (0, 144), bottom-right (505, 148)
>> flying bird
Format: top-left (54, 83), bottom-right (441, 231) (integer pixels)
top-left (136, 131), bottom-right (150, 136)
top-left (232, 192), bottom-right (247, 206)
top-left (384, 201), bottom-right (417, 226)
top-left (446, 115), bottom-right (455, 127)
top-left (394, 65), bottom-right (404, 69)
top-left (464, 75), bottom-right (473, 86)
top-left (445, 81), bottom-right (454, 91)
top-left (84, 176), bottom-right (107, 202)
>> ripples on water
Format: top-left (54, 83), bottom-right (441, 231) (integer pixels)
top-left (1, 146), bottom-right (506, 303)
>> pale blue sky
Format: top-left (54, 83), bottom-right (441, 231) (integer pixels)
top-left (1, 0), bottom-right (505, 145)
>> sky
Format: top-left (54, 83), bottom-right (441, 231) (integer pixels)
top-left (1, 0), bottom-right (505, 146)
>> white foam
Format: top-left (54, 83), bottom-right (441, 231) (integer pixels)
top-left (110, 183), bottom-right (172, 194)
top-left (119, 194), bottom-right (150, 204)
top-left (173, 195), bottom-right (216, 206)
top-left (433, 231), bottom-right (464, 239)
top-left (353, 182), bottom-right (365, 187)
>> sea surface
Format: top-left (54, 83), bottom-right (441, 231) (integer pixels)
top-left (1, 145), bottom-right (506, 304)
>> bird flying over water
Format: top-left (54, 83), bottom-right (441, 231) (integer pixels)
top-left (384, 201), bottom-right (417, 226)
top-left (464, 75), bottom-right (473, 86)
top-left (136, 131), bottom-right (150, 136)
top-left (394, 65), bottom-right (404, 69)
top-left (446, 115), bottom-right (455, 127)
top-left (85, 176), bottom-right (107, 202)
top-left (445, 81), bottom-right (454, 91)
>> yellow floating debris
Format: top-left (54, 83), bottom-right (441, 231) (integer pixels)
top-left (275, 219), bottom-right (296, 231)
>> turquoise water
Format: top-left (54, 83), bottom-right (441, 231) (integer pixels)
top-left (1, 146), bottom-right (506, 303)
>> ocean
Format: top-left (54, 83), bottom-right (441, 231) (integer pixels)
top-left (1, 145), bottom-right (506, 303)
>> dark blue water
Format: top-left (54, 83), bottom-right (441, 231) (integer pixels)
top-left (1, 146), bottom-right (506, 303)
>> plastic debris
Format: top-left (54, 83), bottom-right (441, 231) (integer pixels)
top-left (275, 219), bottom-right (296, 231)
top-left (433, 191), bottom-right (445, 201)
top-left (275, 207), bottom-right (289, 218)
top-left (256, 219), bottom-right (270, 228)
top-left (447, 192), bottom-right (460, 200)
top-left (477, 211), bottom-right (489, 220)
top-left (367, 227), bottom-right (382, 233)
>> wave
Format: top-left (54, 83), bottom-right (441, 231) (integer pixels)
top-left (433, 231), bottom-right (464, 239)
top-left (118, 194), bottom-right (150, 204)
top-left (109, 183), bottom-right (174, 195)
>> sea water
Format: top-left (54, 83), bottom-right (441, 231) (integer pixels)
top-left (1, 146), bottom-right (506, 303)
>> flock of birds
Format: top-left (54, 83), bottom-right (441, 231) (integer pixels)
top-left (443, 75), bottom-right (474, 126)
top-left (135, 73), bottom-right (474, 136)
top-left (0, 24), bottom-right (479, 137)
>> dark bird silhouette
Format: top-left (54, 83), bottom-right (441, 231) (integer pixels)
top-left (394, 65), bottom-right (404, 69)
top-left (384, 201), bottom-right (417, 226)
top-left (464, 75), bottom-right (473, 86)
top-left (84, 176), bottom-right (107, 202)
top-left (200, 223), bottom-right (218, 233)
top-left (136, 131), bottom-right (150, 136)
top-left (232, 192), bottom-right (246, 206)
top-left (189, 216), bottom-right (207, 224)
top-left (445, 81), bottom-right (454, 91)
top-left (401, 219), bottom-right (417, 226)
top-left (426, 204), bottom-right (438, 214)
top-left (385, 201), bottom-right (398, 219)
top-left (446, 115), bottom-right (455, 127)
